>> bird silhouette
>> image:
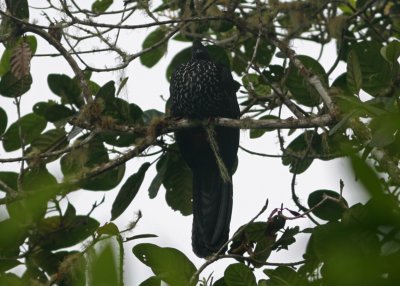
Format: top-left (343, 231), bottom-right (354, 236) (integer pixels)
top-left (169, 40), bottom-right (240, 257)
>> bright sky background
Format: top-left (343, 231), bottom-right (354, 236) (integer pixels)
top-left (0, 2), bottom-right (370, 284)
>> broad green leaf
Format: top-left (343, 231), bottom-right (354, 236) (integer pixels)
top-left (282, 131), bottom-right (321, 174)
top-left (111, 162), bottom-right (150, 220)
top-left (213, 278), bottom-right (228, 286)
top-left (163, 146), bottom-right (193, 215)
top-left (44, 104), bottom-right (75, 122)
top-left (224, 263), bottom-right (257, 286)
top-left (369, 116), bottom-right (398, 147)
top-left (6, 0), bottom-right (29, 19)
top-left (29, 128), bottom-right (67, 153)
top-left (308, 189), bottom-right (348, 221)
top-left (0, 218), bottom-right (28, 257)
top-left (310, 222), bottom-right (380, 285)
top-left (24, 35), bottom-right (38, 55)
top-left (0, 273), bottom-right (25, 286)
top-left (352, 41), bottom-right (391, 96)
top-left (47, 74), bottom-right (83, 107)
top-left (140, 28), bottom-right (168, 68)
top-left (285, 55), bottom-right (328, 107)
top-left (97, 223), bottom-right (120, 236)
top-left (29, 250), bottom-right (79, 275)
top-left (0, 106), bottom-right (7, 135)
top-left (7, 167), bottom-right (59, 224)
top-left (349, 155), bottom-right (383, 198)
top-left (273, 226), bottom-right (300, 251)
top-left (0, 259), bottom-right (21, 272)
top-left (262, 65), bottom-right (284, 82)
top-left (139, 276), bottom-right (162, 286)
top-left (30, 215), bottom-right (100, 250)
top-left (244, 39), bottom-right (275, 66)
top-left (89, 243), bottom-right (119, 286)
top-left (148, 154), bottom-right (168, 199)
top-left (61, 137), bottom-right (126, 191)
top-left (0, 72), bottom-right (32, 97)
top-left (346, 50), bottom-right (362, 94)
top-left (250, 115), bottom-right (279, 138)
top-left (264, 266), bottom-right (306, 285)
top-left (380, 41), bottom-right (400, 66)
top-left (370, 127), bottom-right (396, 147)
top-left (0, 172), bottom-right (18, 192)
top-left (92, 0), bottom-right (113, 12)
top-left (32, 101), bottom-right (56, 117)
top-left (95, 80), bottom-right (115, 103)
top-left (132, 243), bottom-right (196, 286)
top-left (0, 49), bottom-right (12, 76)
top-left (2, 113), bottom-right (47, 152)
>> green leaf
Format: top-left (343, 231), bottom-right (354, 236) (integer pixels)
top-left (0, 172), bottom-right (18, 192)
top-left (139, 276), bottom-right (162, 286)
top-left (262, 65), bottom-right (284, 82)
top-left (282, 131), bottom-right (321, 174)
top-left (244, 39), bottom-right (275, 66)
top-left (0, 259), bottom-right (21, 272)
top-left (308, 189), bottom-right (348, 221)
top-left (380, 41), bottom-right (400, 65)
top-left (250, 115), bottom-right (279, 138)
top-left (44, 104), bottom-right (75, 122)
top-left (0, 106), bottom-right (7, 135)
top-left (95, 80), bottom-right (116, 103)
top-left (140, 28), bottom-right (168, 68)
top-left (61, 137), bottom-right (126, 191)
top-left (92, 0), bottom-right (113, 12)
top-left (352, 41), bottom-right (391, 96)
top-left (24, 35), bottom-right (38, 55)
top-left (224, 263), bottom-right (257, 286)
top-left (29, 128), bottom-right (67, 153)
top-left (97, 223), bottom-right (120, 236)
top-left (0, 218), bottom-right (28, 257)
top-left (0, 72), bottom-right (32, 97)
top-left (2, 113), bottom-right (47, 152)
top-left (30, 215), bottom-right (100, 250)
top-left (47, 74), bottom-right (83, 107)
top-left (264, 266), bottom-right (305, 285)
top-left (117, 77), bottom-right (129, 95)
top-left (349, 155), bottom-right (383, 198)
top-left (111, 162), bottom-right (150, 220)
top-left (0, 49), bottom-right (12, 76)
top-left (0, 273), bottom-right (25, 286)
top-left (309, 222), bottom-right (380, 285)
top-left (163, 146), bottom-right (193, 215)
top-left (285, 55), bottom-right (328, 107)
top-left (369, 113), bottom-right (400, 147)
top-left (90, 243), bottom-right (119, 286)
top-left (346, 50), bottom-right (362, 94)
top-left (132, 243), bottom-right (196, 286)
top-left (7, 167), bottom-right (59, 224)
top-left (6, 0), bottom-right (29, 19)
top-left (148, 153), bottom-right (168, 199)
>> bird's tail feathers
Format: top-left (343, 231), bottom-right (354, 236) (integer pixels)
top-left (192, 166), bottom-right (233, 258)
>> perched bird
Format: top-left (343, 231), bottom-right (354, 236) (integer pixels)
top-left (169, 40), bottom-right (240, 258)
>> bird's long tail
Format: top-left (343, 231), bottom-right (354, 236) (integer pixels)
top-left (191, 165), bottom-right (233, 258)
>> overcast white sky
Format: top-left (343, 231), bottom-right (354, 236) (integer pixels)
top-left (0, 2), bottom-right (370, 284)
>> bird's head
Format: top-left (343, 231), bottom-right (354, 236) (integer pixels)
top-left (192, 40), bottom-right (211, 60)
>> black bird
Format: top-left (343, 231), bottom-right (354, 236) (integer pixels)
top-left (169, 41), bottom-right (240, 258)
